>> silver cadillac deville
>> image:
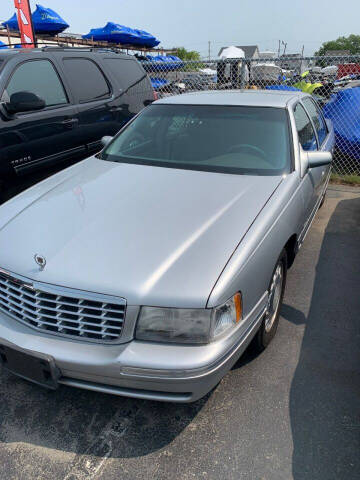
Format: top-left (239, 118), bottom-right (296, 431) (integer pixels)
top-left (0, 90), bottom-right (334, 402)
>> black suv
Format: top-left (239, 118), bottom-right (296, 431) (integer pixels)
top-left (0, 48), bottom-right (154, 177)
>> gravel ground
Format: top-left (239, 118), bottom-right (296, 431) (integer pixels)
top-left (0, 179), bottom-right (359, 480)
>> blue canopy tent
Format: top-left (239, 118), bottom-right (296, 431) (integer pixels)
top-left (143, 55), bottom-right (184, 72)
top-left (83, 22), bottom-right (160, 48)
top-left (323, 87), bottom-right (360, 160)
top-left (0, 41), bottom-right (9, 49)
top-left (2, 13), bottom-right (17, 31)
top-left (3, 4), bottom-right (69, 35)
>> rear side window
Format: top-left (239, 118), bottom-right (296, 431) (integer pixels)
top-left (2, 59), bottom-right (67, 107)
top-left (302, 97), bottom-right (328, 145)
top-left (293, 103), bottom-right (317, 151)
top-left (103, 58), bottom-right (145, 90)
top-left (62, 58), bottom-right (110, 103)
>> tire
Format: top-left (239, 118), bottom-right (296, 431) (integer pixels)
top-left (319, 192), bottom-right (326, 209)
top-left (252, 249), bottom-right (287, 352)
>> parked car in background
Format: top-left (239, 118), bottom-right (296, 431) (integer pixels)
top-left (0, 90), bottom-right (333, 402)
top-left (0, 47), bottom-right (154, 178)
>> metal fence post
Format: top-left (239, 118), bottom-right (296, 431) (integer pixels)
top-left (240, 59), bottom-right (247, 89)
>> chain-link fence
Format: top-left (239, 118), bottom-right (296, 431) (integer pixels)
top-left (141, 55), bottom-right (360, 178)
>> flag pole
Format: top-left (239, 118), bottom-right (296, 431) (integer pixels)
top-left (13, 0), bottom-right (37, 48)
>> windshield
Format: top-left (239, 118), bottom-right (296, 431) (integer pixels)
top-left (102, 104), bottom-right (291, 175)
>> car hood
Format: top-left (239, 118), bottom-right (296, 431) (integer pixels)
top-left (0, 157), bottom-right (282, 307)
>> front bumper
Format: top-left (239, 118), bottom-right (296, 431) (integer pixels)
top-left (0, 294), bottom-right (267, 402)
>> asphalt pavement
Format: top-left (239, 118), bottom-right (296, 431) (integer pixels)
top-left (0, 178), bottom-right (359, 480)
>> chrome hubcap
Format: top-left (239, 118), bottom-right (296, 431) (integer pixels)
top-left (264, 263), bottom-right (283, 333)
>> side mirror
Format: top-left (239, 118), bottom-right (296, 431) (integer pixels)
top-left (299, 148), bottom-right (332, 176)
top-left (307, 151), bottom-right (333, 168)
top-left (5, 91), bottom-right (45, 114)
top-left (101, 135), bottom-right (113, 147)
top-left (144, 99), bottom-right (154, 107)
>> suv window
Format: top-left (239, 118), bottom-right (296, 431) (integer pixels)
top-left (293, 103), bottom-right (317, 151)
top-left (104, 58), bottom-right (145, 88)
top-left (2, 59), bottom-right (67, 107)
top-left (302, 97), bottom-right (328, 145)
top-left (62, 58), bottom-right (110, 103)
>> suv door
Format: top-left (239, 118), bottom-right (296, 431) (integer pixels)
top-left (60, 56), bottom-right (122, 156)
top-left (0, 57), bottom-right (84, 176)
top-left (102, 57), bottom-right (154, 117)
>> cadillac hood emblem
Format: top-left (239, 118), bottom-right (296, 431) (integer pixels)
top-left (34, 254), bottom-right (46, 271)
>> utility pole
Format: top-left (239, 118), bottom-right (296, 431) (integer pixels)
top-left (208, 41), bottom-right (211, 61)
top-left (301, 44), bottom-right (305, 74)
top-left (278, 40), bottom-right (281, 58)
top-left (282, 41), bottom-right (287, 56)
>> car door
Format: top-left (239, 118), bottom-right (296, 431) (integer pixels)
top-left (59, 56), bottom-right (123, 156)
top-left (301, 96), bottom-right (332, 196)
top-left (293, 101), bottom-right (321, 234)
top-left (0, 57), bottom-right (84, 176)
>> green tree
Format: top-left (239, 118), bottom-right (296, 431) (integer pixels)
top-left (315, 34), bottom-right (360, 56)
top-left (174, 47), bottom-right (201, 61)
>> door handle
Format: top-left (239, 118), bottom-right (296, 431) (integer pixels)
top-left (61, 118), bottom-right (79, 128)
top-left (109, 106), bottom-right (123, 113)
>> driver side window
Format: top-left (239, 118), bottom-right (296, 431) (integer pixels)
top-left (293, 103), bottom-right (317, 151)
top-left (3, 59), bottom-right (68, 107)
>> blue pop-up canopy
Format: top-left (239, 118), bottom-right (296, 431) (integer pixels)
top-left (3, 4), bottom-right (69, 35)
top-left (323, 87), bottom-right (360, 160)
top-left (83, 22), bottom-right (160, 48)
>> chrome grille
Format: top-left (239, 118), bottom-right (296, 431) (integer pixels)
top-left (0, 269), bottom-right (126, 343)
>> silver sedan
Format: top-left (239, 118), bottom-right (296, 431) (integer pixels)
top-left (0, 90), bottom-right (334, 402)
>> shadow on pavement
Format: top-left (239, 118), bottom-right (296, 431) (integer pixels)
top-left (286, 197), bottom-right (360, 479)
top-left (0, 370), bottom-right (209, 458)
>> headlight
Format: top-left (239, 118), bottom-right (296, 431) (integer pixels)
top-left (212, 292), bottom-right (242, 338)
top-left (136, 293), bottom-right (242, 344)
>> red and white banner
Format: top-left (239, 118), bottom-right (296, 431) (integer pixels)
top-left (13, 0), bottom-right (36, 48)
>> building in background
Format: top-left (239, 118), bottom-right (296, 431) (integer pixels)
top-left (259, 50), bottom-right (276, 59)
top-left (325, 50), bottom-right (350, 56)
top-left (280, 53), bottom-right (309, 73)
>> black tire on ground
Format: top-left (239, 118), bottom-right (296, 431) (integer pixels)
top-left (319, 192), bottom-right (326, 209)
top-left (251, 249), bottom-right (287, 353)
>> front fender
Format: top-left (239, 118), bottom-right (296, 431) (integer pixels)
top-left (207, 172), bottom-right (303, 315)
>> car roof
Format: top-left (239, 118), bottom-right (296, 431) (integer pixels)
top-left (155, 90), bottom-right (307, 108)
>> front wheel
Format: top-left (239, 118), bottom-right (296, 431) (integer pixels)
top-left (252, 250), bottom-right (287, 352)
top-left (319, 192), bottom-right (326, 209)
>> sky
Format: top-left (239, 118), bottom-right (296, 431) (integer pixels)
top-left (1, 0), bottom-right (359, 57)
